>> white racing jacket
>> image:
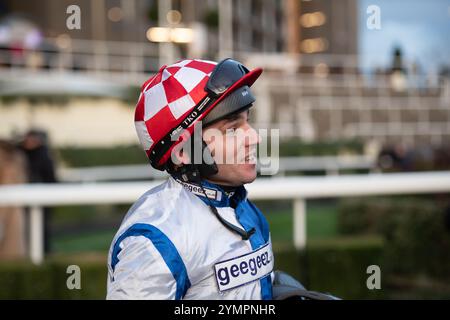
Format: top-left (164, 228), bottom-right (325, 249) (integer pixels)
top-left (106, 176), bottom-right (274, 300)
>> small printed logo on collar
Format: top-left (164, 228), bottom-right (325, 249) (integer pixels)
top-left (176, 179), bottom-right (222, 201)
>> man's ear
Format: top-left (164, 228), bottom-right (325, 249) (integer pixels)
top-left (172, 143), bottom-right (191, 166)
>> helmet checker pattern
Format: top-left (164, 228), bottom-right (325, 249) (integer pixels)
top-left (134, 59), bottom-right (217, 160)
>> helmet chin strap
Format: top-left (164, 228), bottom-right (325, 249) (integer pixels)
top-left (174, 139), bottom-right (218, 183)
top-left (173, 140), bottom-right (255, 241)
top-left (198, 180), bottom-right (256, 241)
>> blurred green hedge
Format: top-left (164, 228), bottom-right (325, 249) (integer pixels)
top-left (0, 240), bottom-right (383, 300)
top-left (56, 145), bottom-right (146, 167)
top-left (0, 254), bottom-right (107, 299)
top-left (275, 237), bottom-right (385, 299)
top-left (337, 197), bottom-right (450, 281)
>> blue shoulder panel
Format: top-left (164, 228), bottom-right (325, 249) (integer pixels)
top-left (111, 223), bottom-right (191, 300)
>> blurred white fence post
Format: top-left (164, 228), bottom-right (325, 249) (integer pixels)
top-left (293, 198), bottom-right (306, 250)
top-left (30, 206), bottom-right (44, 265)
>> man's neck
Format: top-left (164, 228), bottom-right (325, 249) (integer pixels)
top-left (204, 178), bottom-right (240, 188)
top-left (203, 179), bottom-right (241, 199)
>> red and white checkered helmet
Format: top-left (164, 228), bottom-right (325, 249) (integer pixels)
top-left (134, 58), bottom-right (262, 171)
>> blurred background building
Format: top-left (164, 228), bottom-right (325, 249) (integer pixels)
top-left (1, 0), bottom-right (448, 148)
top-left (0, 0), bottom-right (450, 300)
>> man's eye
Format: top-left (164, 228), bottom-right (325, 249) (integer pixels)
top-left (226, 128), bottom-right (237, 135)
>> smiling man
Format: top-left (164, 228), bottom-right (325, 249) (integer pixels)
top-left (106, 58), bottom-right (274, 300)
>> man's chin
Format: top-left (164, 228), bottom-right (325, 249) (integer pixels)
top-left (240, 166), bottom-right (257, 184)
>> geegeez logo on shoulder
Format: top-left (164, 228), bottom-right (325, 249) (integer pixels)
top-left (214, 242), bottom-right (274, 292)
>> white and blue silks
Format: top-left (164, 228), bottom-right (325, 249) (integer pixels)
top-left (106, 176), bottom-right (274, 300)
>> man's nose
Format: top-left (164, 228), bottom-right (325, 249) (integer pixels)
top-left (246, 125), bottom-right (261, 146)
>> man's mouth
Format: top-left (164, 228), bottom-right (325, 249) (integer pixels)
top-left (244, 152), bottom-right (257, 163)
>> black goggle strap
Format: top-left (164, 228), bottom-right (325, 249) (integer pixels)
top-left (197, 180), bottom-right (255, 241)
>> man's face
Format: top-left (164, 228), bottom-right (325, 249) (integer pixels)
top-left (202, 109), bottom-right (261, 187)
top-left (23, 134), bottom-right (42, 150)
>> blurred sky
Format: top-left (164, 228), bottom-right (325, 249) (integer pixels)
top-left (359, 0), bottom-right (450, 74)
